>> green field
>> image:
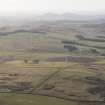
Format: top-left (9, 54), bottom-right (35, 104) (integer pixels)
top-left (0, 93), bottom-right (77, 105)
top-left (0, 61), bottom-right (105, 105)
top-left (0, 93), bottom-right (105, 105)
top-left (0, 21), bottom-right (105, 105)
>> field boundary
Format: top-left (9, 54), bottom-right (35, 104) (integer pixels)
top-left (30, 67), bottom-right (61, 93)
top-left (0, 66), bottom-right (105, 103)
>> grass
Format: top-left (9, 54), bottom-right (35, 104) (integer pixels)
top-left (0, 93), bottom-right (78, 105)
top-left (0, 63), bottom-right (59, 92)
top-left (0, 31), bottom-right (105, 58)
top-left (0, 93), bottom-right (104, 105)
top-left (0, 61), bottom-right (105, 105)
top-left (0, 51), bottom-right (68, 61)
top-left (0, 62), bottom-right (79, 105)
top-left (0, 26), bottom-right (105, 105)
top-left (35, 62), bottom-right (105, 101)
top-left (95, 59), bottom-right (105, 64)
top-left (0, 32), bottom-right (64, 52)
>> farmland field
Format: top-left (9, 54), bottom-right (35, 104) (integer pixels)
top-left (0, 20), bottom-right (105, 105)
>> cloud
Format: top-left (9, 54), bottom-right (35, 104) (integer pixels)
top-left (0, 0), bottom-right (105, 16)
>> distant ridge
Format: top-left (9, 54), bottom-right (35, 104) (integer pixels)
top-left (0, 13), bottom-right (105, 24)
top-left (34, 13), bottom-right (105, 21)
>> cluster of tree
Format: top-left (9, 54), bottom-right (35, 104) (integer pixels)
top-left (64, 45), bottom-right (78, 52)
top-left (76, 35), bottom-right (105, 42)
top-left (76, 35), bottom-right (85, 40)
top-left (90, 48), bottom-right (99, 54)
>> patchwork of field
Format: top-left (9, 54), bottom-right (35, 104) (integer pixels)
top-left (0, 21), bottom-right (105, 58)
top-left (0, 21), bottom-right (105, 105)
top-left (0, 59), bottom-right (105, 105)
top-left (0, 62), bottom-right (60, 93)
top-left (35, 63), bottom-right (105, 101)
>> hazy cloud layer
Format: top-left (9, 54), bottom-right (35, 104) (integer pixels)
top-left (0, 0), bottom-right (105, 16)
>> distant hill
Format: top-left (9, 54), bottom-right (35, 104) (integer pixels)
top-left (0, 13), bottom-right (105, 23)
top-left (34, 13), bottom-right (105, 21)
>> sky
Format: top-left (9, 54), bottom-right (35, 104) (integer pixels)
top-left (0, 0), bottom-right (105, 16)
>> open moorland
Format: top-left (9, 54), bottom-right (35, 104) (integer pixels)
top-left (0, 20), bottom-right (105, 105)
